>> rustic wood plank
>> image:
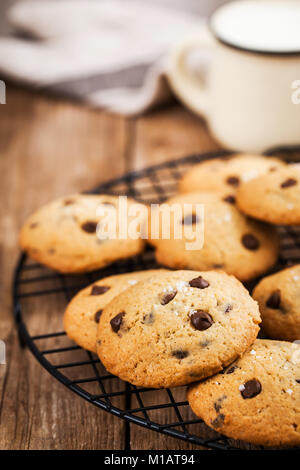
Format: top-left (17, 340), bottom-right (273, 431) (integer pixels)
top-left (128, 104), bottom-right (222, 450)
top-left (131, 105), bottom-right (221, 170)
top-left (0, 85), bottom-right (128, 450)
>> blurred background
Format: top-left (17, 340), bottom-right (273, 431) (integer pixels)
top-left (0, 0), bottom-right (226, 114)
top-left (0, 0), bottom-right (226, 34)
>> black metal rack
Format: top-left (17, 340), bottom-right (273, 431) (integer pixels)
top-left (12, 151), bottom-right (300, 450)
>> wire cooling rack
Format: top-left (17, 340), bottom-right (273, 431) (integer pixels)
top-left (13, 150), bottom-right (300, 451)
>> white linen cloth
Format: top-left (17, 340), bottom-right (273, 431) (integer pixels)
top-left (0, 0), bottom-right (224, 114)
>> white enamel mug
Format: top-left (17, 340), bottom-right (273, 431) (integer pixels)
top-left (168, 0), bottom-right (300, 152)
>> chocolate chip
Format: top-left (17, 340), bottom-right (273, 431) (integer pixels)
top-left (189, 276), bottom-right (209, 289)
top-left (214, 395), bottom-right (227, 412)
top-left (48, 248), bottom-right (56, 254)
top-left (296, 379), bottom-right (300, 384)
top-left (242, 233), bottom-right (260, 250)
top-left (266, 289), bottom-right (281, 309)
top-left (211, 413), bottom-right (225, 428)
top-left (172, 349), bottom-right (189, 359)
top-left (241, 379), bottom-right (262, 399)
top-left (190, 310), bottom-right (213, 331)
top-left (81, 221), bottom-right (98, 233)
top-left (91, 285), bottom-right (110, 295)
top-left (225, 365), bottom-right (237, 374)
top-left (94, 309), bottom-right (103, 323)
top-left (142, 312), bottom-right (155, 324)
top-left (226, 176), bottom-right (240, 187)
top-left (182, 214), bottom-right (199, 225)
top-left (110, 312), bottom-right (125, 332)
top-left (160, 290), bottom-right (177, 305)
top-left (214, 403), bottom-right (221, 412)
top-left (223, 194), bottom-right (236, 204)
top-left (281, 178), bottom-right (297, 188)
top-left (224, 304), bottom-right (233, 313)
top-left (30, 222), bottom-right (38, 229)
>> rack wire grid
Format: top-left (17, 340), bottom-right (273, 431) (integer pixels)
top-left (13, 150), bottom-right (300, 451)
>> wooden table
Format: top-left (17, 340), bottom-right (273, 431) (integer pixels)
top-left (0, 85), bottom-right (221, 450)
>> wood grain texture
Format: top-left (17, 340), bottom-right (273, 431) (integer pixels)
top-left (131, 106), bottom-right (220, 170)
top-left (0, 85), bottom-right (221, 450)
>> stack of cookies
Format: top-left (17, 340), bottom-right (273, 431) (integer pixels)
top-left (19, 153), bottom-right (300, 448)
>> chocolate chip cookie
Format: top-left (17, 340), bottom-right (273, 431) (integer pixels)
top-left (97, 270), bottom-right (261, 388)
top-left (236, 166), bottom-right (300, 225)
top-left (20, 194), bottom-right (147, 273)
top-left (252, 265), bottom-right (300, 342)
top-left (179, 154), bottom-right (284, 200)
top-left (188, 339), bottom-right (300, 447)
top-left (149, 192), bottom-right (279, 281)
top-left (64, 269), bottom-right (167, 352)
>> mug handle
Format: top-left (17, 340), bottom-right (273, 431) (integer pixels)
top-left (167, 26), bottom-right (213, 117)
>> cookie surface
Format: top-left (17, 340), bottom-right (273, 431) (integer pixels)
top-left (64, 269), bottom-right (167, 352)
top-left (149, 192), bottom-right (279, 281)
top-left (97, 270), bottom-right (260, 388)
top-left (20, 194), bottom-right (147, 273)
top-left (236, 166), bottom-right (300, 225)
top-left (179, 154), bottom-right (284, 199)
top-left (252, 265), bottom-right (300, 342)
top-left (188, 339), bottom-right (300, 447)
